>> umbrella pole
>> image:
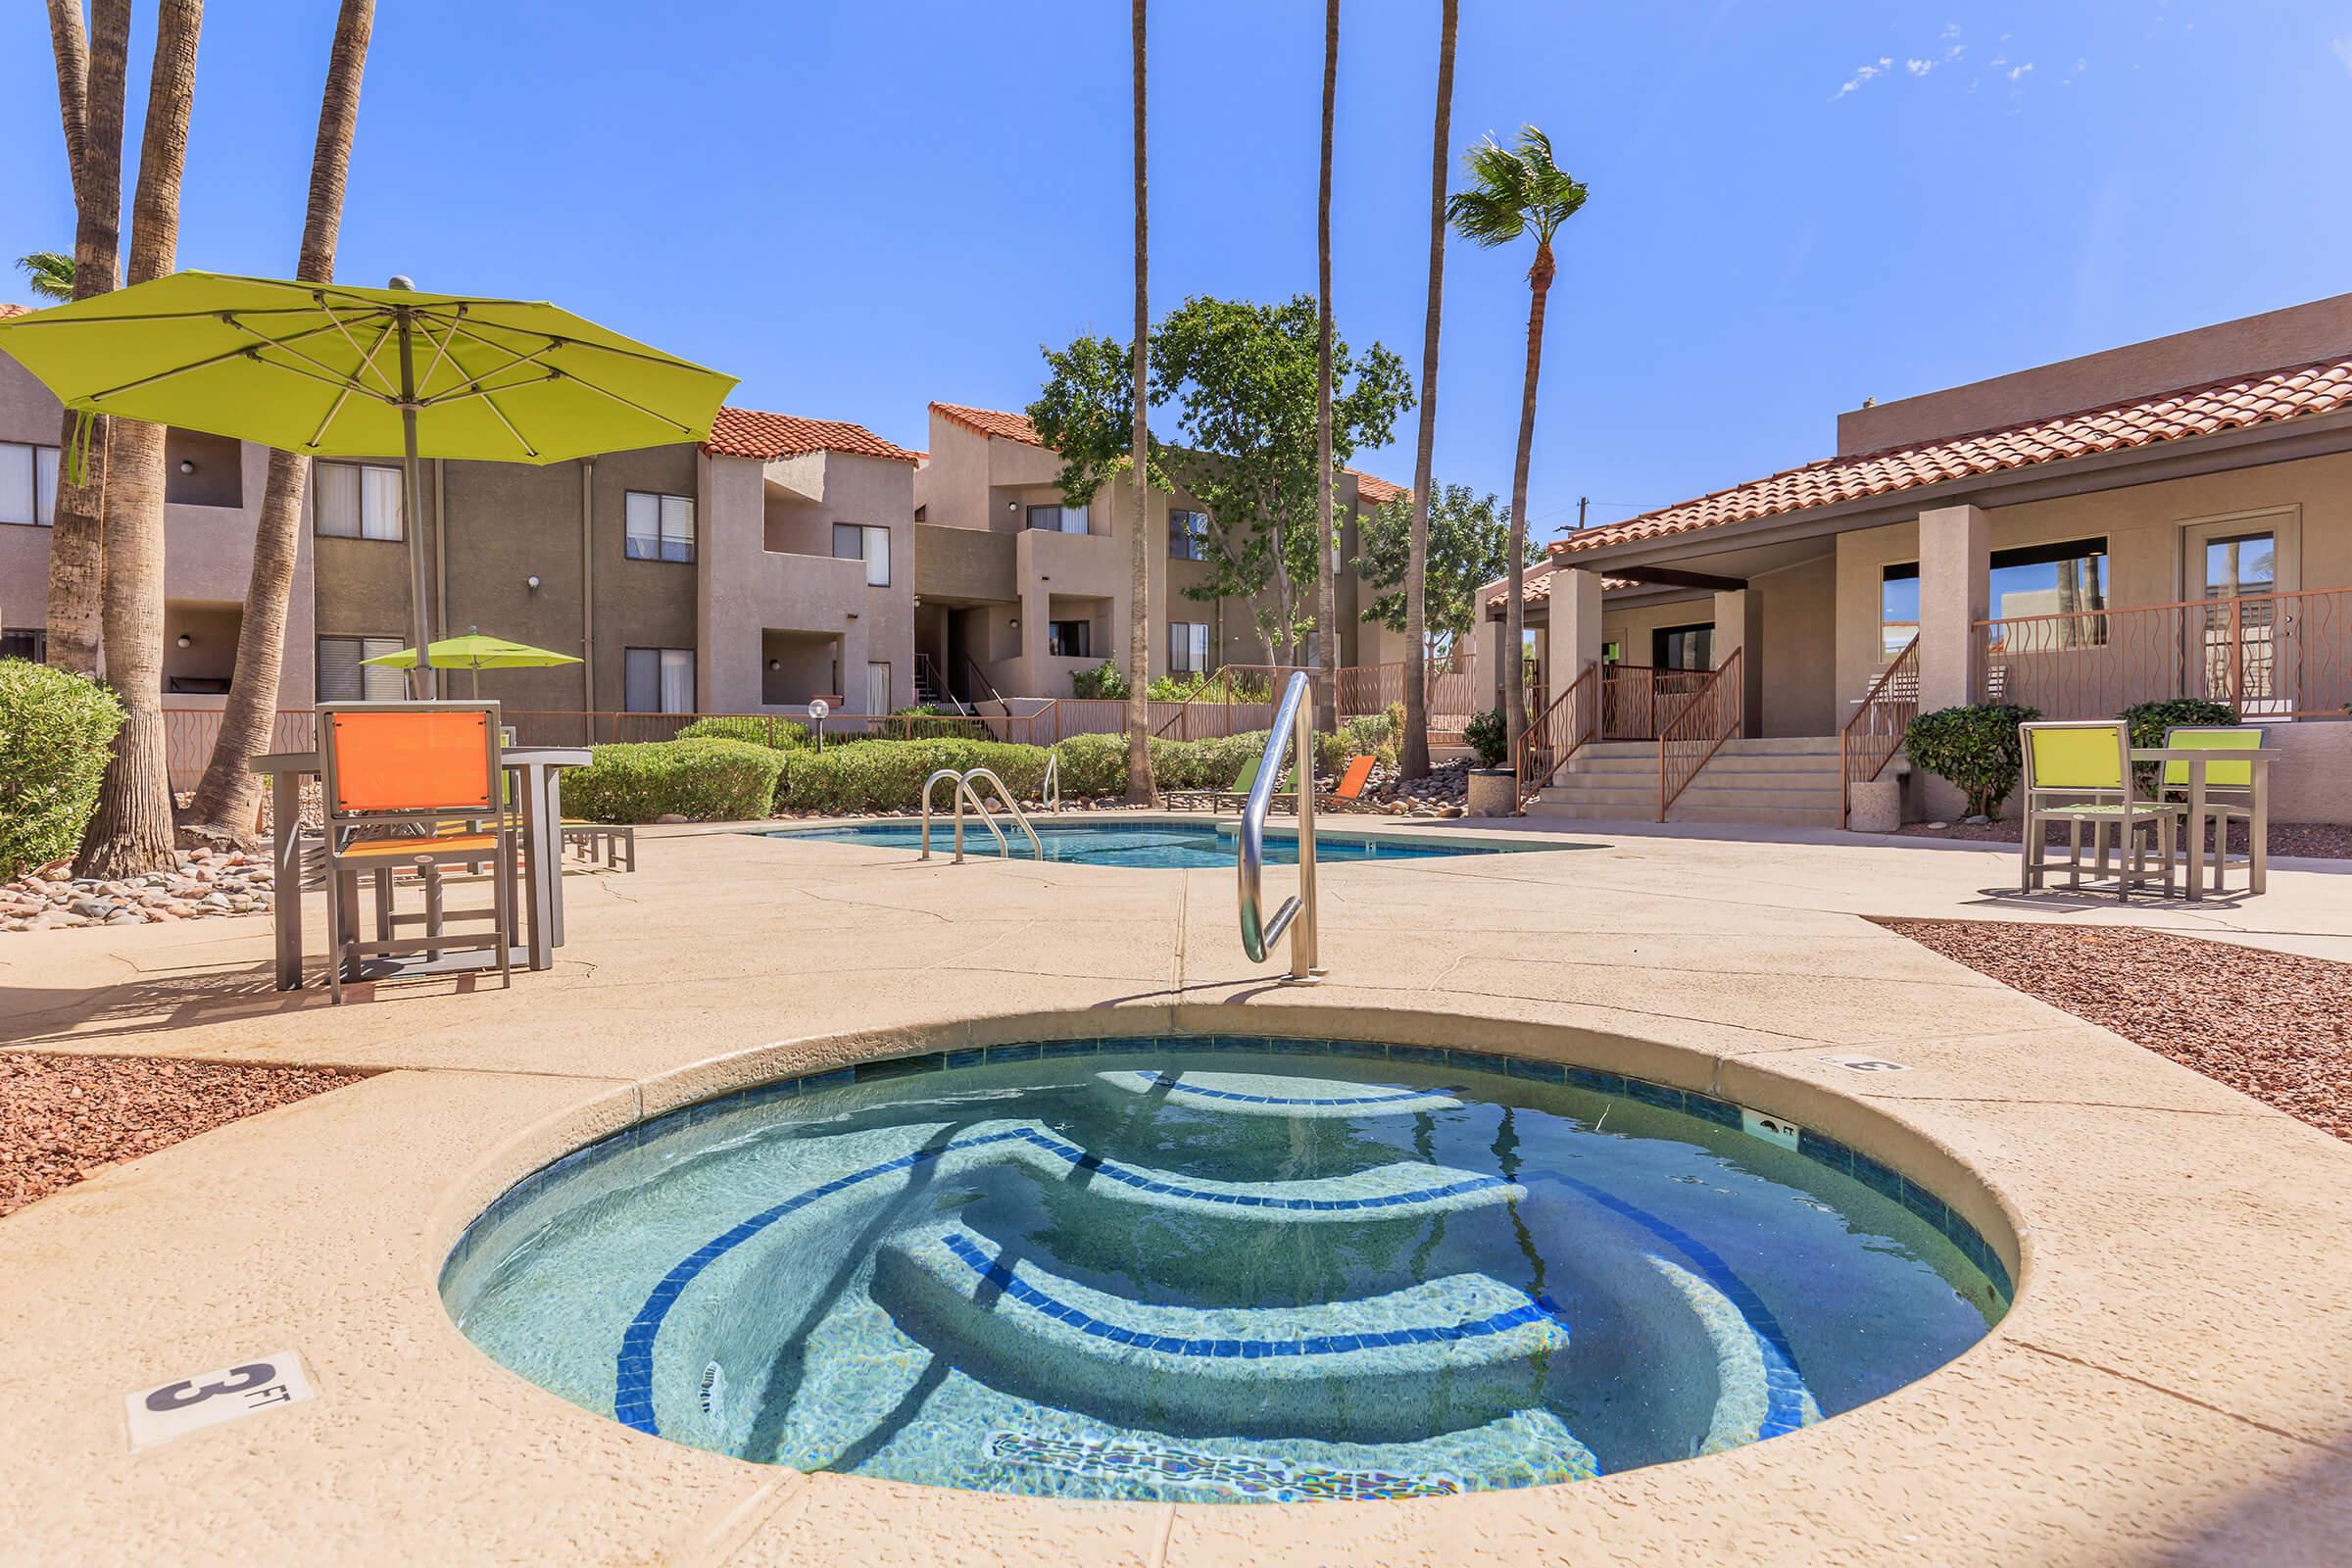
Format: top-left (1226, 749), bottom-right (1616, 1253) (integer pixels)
top-left (395, 301), bottom-right (436, 699)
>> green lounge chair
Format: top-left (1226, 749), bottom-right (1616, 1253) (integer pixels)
top-left (1166, 755), bottom-right (1296, 813)
top-left (2161, 725), bottom-right (2268, 895)
top-left (2018, 719), bottom-right (2176, 901)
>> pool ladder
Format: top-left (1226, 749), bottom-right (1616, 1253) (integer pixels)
top-left (1238, 670), bottom-right (1322, 983)
top-left (919, 767), bottom-right (1045, 862)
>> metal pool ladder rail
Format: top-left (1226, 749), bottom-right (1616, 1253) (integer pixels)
top-left (919, 767), bottom-right (1045, 862)
top-left (1238, 669), bottom-right (1321, 982)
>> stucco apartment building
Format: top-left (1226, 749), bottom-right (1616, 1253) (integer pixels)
top-left (911, 400), bottom-right (1413, 703)
top-left (1494, 293), bottom-right (2352, 826)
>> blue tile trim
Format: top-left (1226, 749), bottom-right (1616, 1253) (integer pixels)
top-left (1126, 1070), bottom-right (1457, 1108)
top-left (938, 1230), bottom-right (1568, 1358)
top-left (1534, 1171), bottom-right (1815, 1440)
top-left (445, 1033), bottom-right (2011, 1314)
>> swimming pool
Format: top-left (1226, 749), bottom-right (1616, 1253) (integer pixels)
top-left (443, 1037), bottom-right (2009, 1503)
top-left (769, 819), bottom-right (1551, 868)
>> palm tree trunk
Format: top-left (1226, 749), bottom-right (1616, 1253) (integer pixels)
top-left (1399, 0), bottom-right (1456, 780)
top-left (1311, 0), bottom-right (1340, 739)
top-left (1502, 241), bottom-right (1554, 760)
top-left (42, 0), bottom-right (129, 678)
top-left (75, 0), bottom-right (202, 880)
top-left (1122, 0), bottom-right (1156, 805)
top-left (187, 0), bottom-right (373, 835)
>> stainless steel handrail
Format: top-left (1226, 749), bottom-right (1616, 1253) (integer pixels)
top-left (961, 767), bottom-right (1044, 859)
top-left (1239, 669), bottom-right (1320, 981)
top-left (918, 766), bottom-right (1041, 862)
top-left (1041, 751), bottom-right (1061, 814)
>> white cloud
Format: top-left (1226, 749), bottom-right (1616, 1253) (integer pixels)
top-left (1831, 56), bottom-right (1893, 100)
top-left (2008, 63), bottom-right (2034, 81)
top-left (2333, 38), bottom-right (2352, 78)
top-left (1906, 58), bottom-right (1935, 76)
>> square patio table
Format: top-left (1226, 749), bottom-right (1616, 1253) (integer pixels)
top-left (252, 747), bottom-right (590, 990)
top-left (2127, 746), bottom-right (2273, 901)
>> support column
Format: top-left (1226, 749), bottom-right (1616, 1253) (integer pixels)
top-left (1917, 502), bottom-right (1991, 818)
top-left (1710, 586), bottom-right (1765, 737)
top-left (1551, 567), bottom-right (1605, 700)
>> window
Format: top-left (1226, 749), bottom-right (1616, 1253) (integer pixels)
top-left (865, 662), bottom-right (891, 714)
top-left (832, 522), bottom-right (891, 586)
top-left (1600, 640), bottom-right (1623, 664)
top-left (1652, 623), bottom-right (1713, 670)
top-left (317, 635), bottom-right (407, 701)
top-left (1026, 502), bottom-right (1089, 534)
top-left (625, 492), bottom-right (695, 562)
top-left (1, 628), bottom-right (47, 662)
top-left (1880, 565), bottom-right (1921, 661)
top-left (1170, 510), bottom-right (1208, 562)
top-left (315, 462), bottom-right (403, 539)
top-left (624, 647), bottom-right (695, 712)
top-left (1048, 619), bottom-right (1092, 659)
top-left (1169, 621), bottom-right (1209, 674)
top-left (1, 441), bottom-right (62, 526)
top-left (2200, 532), bottom-right (2276, 599)
top-left (1886, 537), bottom-right (2112, 650)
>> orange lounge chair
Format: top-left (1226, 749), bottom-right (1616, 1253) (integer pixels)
top-left (1323, 754), bottom-right (1378, 808)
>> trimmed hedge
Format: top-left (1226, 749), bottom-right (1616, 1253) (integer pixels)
top-left (562, 739), bottom-right (785, 824)
top-left (673, 714), bottom-right (811, 749)
top-left (1904, 703), bottom-right (2040, 818)
top-left (0, 660), bottom-right (123, 880)
top-left (2121, 698), bottom-right (2237, 753)
top-left (778, 739), bottom-right (1053, 814)
top-left (1052, 733), bottom-right (1130, 797)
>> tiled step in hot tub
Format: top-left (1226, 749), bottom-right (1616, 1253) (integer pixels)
top-left (1097, 1068), bottom-right (1463, 1119)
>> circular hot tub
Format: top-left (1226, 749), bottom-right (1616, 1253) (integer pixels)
top-left (440, 1035), bottom-right (2010, 1503)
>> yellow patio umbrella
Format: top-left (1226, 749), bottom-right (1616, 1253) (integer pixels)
top-left (361, 630), bottom-right (581, 698)
top-left (0, 270), bottom-right (735, 694)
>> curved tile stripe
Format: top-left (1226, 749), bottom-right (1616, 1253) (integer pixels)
top-left (1532, 1171), bottom-right (1815, 1440)
top-left (616, 1124), bottom-right (1515, 1433)
top-left (937, 1229), bottom-right (1569, 1359)
top-left (1111, 1069), bottom-right (1462, 1110)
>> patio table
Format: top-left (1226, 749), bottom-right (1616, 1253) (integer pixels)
top-left (253, 747), bottom-right (590, 990)
top-left (2127, 746), bottom-right (2272, 901)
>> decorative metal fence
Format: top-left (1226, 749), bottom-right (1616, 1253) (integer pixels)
top-left (1980, 587), bottom-right (2351, 721)
top-left (1839, 634), bottom-right (1919, 824)
top-left (1656, 649), bottom-right (1744, 820)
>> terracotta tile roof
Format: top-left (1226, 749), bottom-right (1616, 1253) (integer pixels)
top-left (1486, 569), bottom-right (1638, 612)
top-left (931, 401), bottom-right (1043, 447)
top-left (705, 406), bottom-right (919, 465)
top-left (1348, 468), bottom-right (1409, 506)
top-left (1553, 353), bottom-right (2352, 560)
top-left (0, 303), bottom-right (34, 318)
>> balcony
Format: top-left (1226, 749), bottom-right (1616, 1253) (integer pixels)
top-left (1979, 587), bottom-right (2352, 720)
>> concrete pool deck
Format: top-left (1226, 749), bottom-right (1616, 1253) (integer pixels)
top-left (2, 816), bottom-right (2349, 1564)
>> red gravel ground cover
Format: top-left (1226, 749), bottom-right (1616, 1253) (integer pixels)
top-left (1874, 918), bottom-right (2352, 1142)
top-left (0, 1054), bottom-right (368, 1217)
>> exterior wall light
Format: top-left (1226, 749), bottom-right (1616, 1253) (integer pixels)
top-left (525, 574), bottom-right (541, 593)
top-left (177, 460), bottom-right (196, 474)
top-left (175, 633), bottom-right (192, 648)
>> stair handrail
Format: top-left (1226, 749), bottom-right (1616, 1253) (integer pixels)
top-left (1238, 669), bottom-right (1320, 982)
top-left (1513, 661), bottom-right (1599, 808)
top-left (1041, 750), bottom-right (1061, 813)
top-left (1838, 633), bottom-right (1920, 825)
top-left (918, 767), bottom-right (1043, 862)
top-left (960, 767), bottom-right (1044, 860)
top-left (1655, 648), bottom-right (1743, 821)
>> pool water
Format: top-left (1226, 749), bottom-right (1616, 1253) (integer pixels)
top-left (443, 1040), bottom-right (2009, 1504)
top-left (771, 819), bottom-right (1550, 868)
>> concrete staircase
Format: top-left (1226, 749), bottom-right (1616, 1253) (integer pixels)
top-left (1526, 737), bottom-right (1845, 828)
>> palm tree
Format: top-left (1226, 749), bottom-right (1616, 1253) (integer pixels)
top-left (187, 0), bottom-right (374, 836)
top-left (15, 252), bottom-right (74, 302)
top-left (75, 0), bottom-right (203, 880)
top-left (1398, 0), bottom-right (1458, 781)
top-left (1311, 0), bottom-right (1340, 736)
top-left (1447, 125), bottom-right (1586, 760)
top-left (1123, 0), bottom-right (1156, 805)
top-left (42, 0), bottom-right (128, 678)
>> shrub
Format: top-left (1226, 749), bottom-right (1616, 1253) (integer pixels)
top-left (673, 714), bottom-right (811, 749)
top-left (1051, 732), bottom-right (1130, 797)
top-left (776, 739), bottom-right (1053, 814)
top-left (0, 661), bottom-right (123, 880)
top-left (1071, 658), bottom-right (1130, 700)
top-left (2120, 697), bottom-right (2237, 752)
top-left (562, 739), bottom-right (784, 824)
top-left (1463, 708), bottom-right (1508, 768)
top-left (1903, 703), bottom-right (2040, 818)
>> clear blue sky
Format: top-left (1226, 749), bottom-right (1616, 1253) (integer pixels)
top-left (5, 1), bottom-right (2348, 541)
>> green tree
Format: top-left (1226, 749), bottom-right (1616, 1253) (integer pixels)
top-left (1151, 294), bottom-right (1410, 667)
top-left (1448, 124), bottom-right (1587, 761)
top-left (188, 0), bottom-right (374, 834)
top-left (14, 251), bottom-right (74, 302)
top-left (1399, 0), bottom-right (1458, 779)
top-left (1353, 483), bottom-right (1530, 650)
